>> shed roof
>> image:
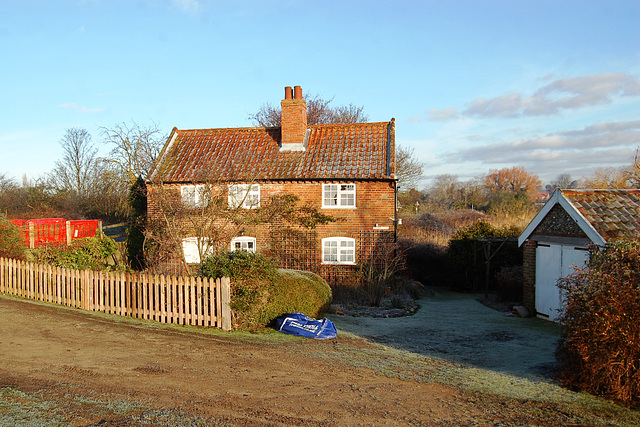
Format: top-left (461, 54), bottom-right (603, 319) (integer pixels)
top-left (519, 188), bottom-right (640, 246)
top-left (149, 120), bottom-right (395, 183)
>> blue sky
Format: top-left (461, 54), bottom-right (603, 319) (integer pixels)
top-left (1, 0), bottom-right (639, 188)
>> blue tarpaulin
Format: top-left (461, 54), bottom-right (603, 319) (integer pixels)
top-left (276, 313), bottom-right (338, 339)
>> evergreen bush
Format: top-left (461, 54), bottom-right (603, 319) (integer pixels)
top-left (201, 251), bottom-right (332, 330)
top-left (32, 235), bottom-right (122, 271)
top-left (0, 214), bottom-right (26, 260)
top-left (557, 240), bottom-right (640, 408)
top-left (126, 176), bottom-right (147, 270)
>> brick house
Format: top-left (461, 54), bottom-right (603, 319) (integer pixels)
top-left (147, 86), bottom-right (397, 284)
top-left (518, 188), bottom-right (640, 321)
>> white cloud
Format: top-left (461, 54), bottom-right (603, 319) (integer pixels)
top-left (434, 119), bottom-right (640, 184)
top-left (447, 120), bottom-right (640, 163)
top-left (463, 93), bottom-right (525, 118)
top-left (522, 72), bottom-right (640, 115)
top-left (425, 106), bottom-right (459, 121)
top-left (58, 103), bottom-right (103, 114)
top-left (416, 72), bottom-right (640, 121)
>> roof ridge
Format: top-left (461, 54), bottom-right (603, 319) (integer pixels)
top-left (177, 126), bottom-right (277, 133)
top-left (563, 188), bottom-right (640, 193)
top-left (310, 121), bottom-right (389, 128)
top-left (177, 121), bottom-right (390, 133)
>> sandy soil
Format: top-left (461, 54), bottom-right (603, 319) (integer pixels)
top-left (0, 292), bottom-right (637, 426)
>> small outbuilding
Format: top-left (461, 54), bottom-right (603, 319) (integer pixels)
top-left (518, 188), bottom-right (640, 321)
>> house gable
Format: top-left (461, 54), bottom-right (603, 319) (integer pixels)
top-left (518, 189), bottom-right (606, 247)
top-left (531, 204), bottom-right (589, 243)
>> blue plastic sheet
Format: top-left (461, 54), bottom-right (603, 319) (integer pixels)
top-left (276, 313), bottom-right (338, 339)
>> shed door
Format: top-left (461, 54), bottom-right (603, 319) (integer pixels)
top-left (535, 243), bottom-right (589, 321)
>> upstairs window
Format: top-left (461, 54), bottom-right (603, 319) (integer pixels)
top-left (230, 236), bottom-right (256, 253)
top-left (228, 184), bottom-right (260, 209)
top-left (323, 184), bottom-right (356, 208)
top-left (322, 237), bottom-right (356, 264)
top-left (181, 184), bottom-right (208, 208)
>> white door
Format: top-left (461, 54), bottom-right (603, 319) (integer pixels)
top-left (535, 243), bottom-right (589, 321)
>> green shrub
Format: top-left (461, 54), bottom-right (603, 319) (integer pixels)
top-left (557, 240), bottom-right (640, 408)
top-left (0, 214), bottom-right (26, 260)
top-left (201, 250), bottom-right (277, 281)
top-left (32, 235), bottom-right (122, 271)
top-left (201, 252), bottom-right (332, 330)
top-left (126, 176), bottom-right (147, 270)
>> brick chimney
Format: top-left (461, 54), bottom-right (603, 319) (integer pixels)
top-left (280, 85), bottom-right (308, 152)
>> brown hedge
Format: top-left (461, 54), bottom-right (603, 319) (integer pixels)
top-left (557, 240), bottom-right (640, 408)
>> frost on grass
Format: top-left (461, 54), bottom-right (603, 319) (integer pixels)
top-left (306, 339), bottom-right (640, 427)
top-left (0, 387), bottom-right (65, 426)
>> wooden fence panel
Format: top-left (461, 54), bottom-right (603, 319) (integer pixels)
top-left (0, 257), bottom-right (231, 330)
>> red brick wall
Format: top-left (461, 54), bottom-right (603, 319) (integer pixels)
top-left (147, 180), bottom-right (397, 280)
top-left (522, 240), bottom-right (536, 314)
top-left (280, 98), bottom-right (307, 146)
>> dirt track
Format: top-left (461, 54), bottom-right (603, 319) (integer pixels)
top-left (0, 294), bottom-right (637, 426)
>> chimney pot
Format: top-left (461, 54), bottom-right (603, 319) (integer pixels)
top-left (284, 86), bottom-right (293, 99)
top-left (294, 86), bottom-right (303, 100)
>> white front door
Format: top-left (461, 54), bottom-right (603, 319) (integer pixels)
top-left (535, 243), bottom-right (589, 321)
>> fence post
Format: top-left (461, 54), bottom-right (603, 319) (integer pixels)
top-left (221, 277), bottom-right (231, 331)
top-left (66, 220), bottom-right (72, 245)
top-left (98, 220), bottom-right (103, 238)
top-left (0, 257), bottom-right (4, 294)
top-left (28, 222), bottom-right (35, 249)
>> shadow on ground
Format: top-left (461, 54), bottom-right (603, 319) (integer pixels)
top-left (328, 288), bottom-right (562, 380)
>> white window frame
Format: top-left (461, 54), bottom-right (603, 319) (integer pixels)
top-left (322, 237), bottom-right (356, 265)
top-left (230, 236), bottom-right (256, 253)
top-left (182, 237), bottom-right (212, 264)
top-left (228, 184), bottom-right (260, 209)
top-left (181, 184), bottom-right (208, 208)
top-left (322, 183), bottom-right (356, 208)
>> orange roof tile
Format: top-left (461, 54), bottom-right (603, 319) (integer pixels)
top-left (149, 121), bottom-right (395, 183)
top-left (563, 189), bottom-right (640, 240)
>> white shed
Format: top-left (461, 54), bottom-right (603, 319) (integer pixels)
top-left (518, 189), bottom-right (640, 321)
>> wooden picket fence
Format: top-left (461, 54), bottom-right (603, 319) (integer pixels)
top-left (0, 257), bottom-right (231, 330)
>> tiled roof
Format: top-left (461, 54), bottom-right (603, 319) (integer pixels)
top-left (149, 120), bottom-right (395, 183)
top-left (562, 189), bottom-right (640, 240)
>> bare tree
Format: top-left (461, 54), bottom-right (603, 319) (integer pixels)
top-left (428, 174), bottom-right (461, 208)
top-left (0, 173), bottom-right (18, 193)
top-left (581, 167), bottom-right (627, 189)
top-left (623, 155), bottom-right (640, 188)
top-left (249, 93), bottom-right (369, 127)
top-left (550, 173), bottom-right (577, 189)
top-left (327, 103), bottom-right (369, 124)
top-left (396, 146), bottom-right (425, 190)
top-left (49, 128), bottom-right (99, 198)
top-left (100, 121), bottom-right (165, 185)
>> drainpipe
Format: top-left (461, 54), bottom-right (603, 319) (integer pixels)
top-left (394, 181), bottom-right (398, 243)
